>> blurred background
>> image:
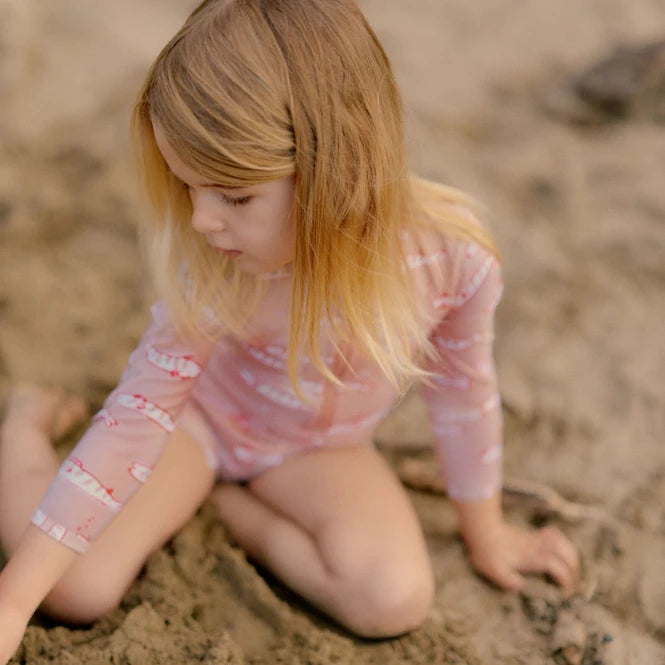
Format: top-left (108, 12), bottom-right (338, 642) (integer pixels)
top-left (1, 1), bottom-right (665, 663)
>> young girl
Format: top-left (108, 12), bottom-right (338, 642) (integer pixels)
top-left (0, 0), bottom-right (580, 657)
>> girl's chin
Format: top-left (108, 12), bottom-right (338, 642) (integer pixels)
top-left (232, 256), bottom-right (292, 277)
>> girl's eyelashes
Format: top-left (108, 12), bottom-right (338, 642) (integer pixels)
top-left (218, 193), bottom-right (252, 207)
top-left (181, 182), bottom-right (252, 207)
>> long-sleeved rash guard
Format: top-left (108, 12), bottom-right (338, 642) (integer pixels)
top-left (32, 217), bottom-right (504, 553)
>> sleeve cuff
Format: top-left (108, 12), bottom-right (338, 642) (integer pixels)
top-left (30, 509), bottom-right (90, 554)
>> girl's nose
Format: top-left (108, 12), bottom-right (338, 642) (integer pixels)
top-left (190, 190), bottom-right (225, 234)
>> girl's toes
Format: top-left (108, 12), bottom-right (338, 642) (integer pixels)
top-left (51, 394), bottom-right (89, 440)
top-left (3, 384), bottom-right (65, 433)
top-left (3, 385), bottom-right (88, 440)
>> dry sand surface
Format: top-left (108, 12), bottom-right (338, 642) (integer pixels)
top-left (1, 0), bottom-right (665, 663)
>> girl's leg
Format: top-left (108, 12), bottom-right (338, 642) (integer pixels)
top-left (0, 386), bottom-right (216, 624)
top-left (211, 444), bottom-right (435, 638)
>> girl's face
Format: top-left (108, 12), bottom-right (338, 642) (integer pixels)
top-left (153, 124), bottom-right (296, 275)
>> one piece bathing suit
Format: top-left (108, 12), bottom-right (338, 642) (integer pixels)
top-left (32, 208), bottom-right (504, 553)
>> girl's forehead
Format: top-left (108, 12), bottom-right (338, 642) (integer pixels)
top-left (152, 122), bottom-right (288, 192)
top-left (152, 123), bottom-right (200, 184)
top-left (152, 122), bottom-right (234, 188)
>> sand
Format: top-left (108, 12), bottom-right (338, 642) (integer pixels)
top-left (1, 0), bottom-right (664, 663)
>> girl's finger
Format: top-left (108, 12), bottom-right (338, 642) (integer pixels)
top-left (552, 535), bottom-right (581, 579)
top-left (544, 552), bottom-right (576, 589)
top-left (514, 535), bottom-right (573, 589)
top-left (537, 527), bottom-right (581, 584)
top-left (499, 568), bottom-right (526, 592)
top-left (487, 565), bottom-right (526, 592)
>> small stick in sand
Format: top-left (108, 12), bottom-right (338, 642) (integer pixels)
top-left (395, 457), bottom-right (608, 524)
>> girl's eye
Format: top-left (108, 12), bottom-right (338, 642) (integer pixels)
top-left (181, 182), bottom-right (251, 207)
top-left (220, 194), bottom-right (252, 207)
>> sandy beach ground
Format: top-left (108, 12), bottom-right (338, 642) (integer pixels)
top-left (1, 1), bottom-right (665, 663)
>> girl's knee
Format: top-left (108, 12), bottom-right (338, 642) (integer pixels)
top-left (40, 568), bottom-right (128, 625)
top-left (338, 558), bottom-right (435, 638)
top-left (318, 523), bottom-right (434, 636)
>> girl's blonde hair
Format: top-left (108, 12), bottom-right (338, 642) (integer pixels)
top-left (132, 0), bottom-right (497, 395)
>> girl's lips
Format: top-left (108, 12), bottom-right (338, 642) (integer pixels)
top-left (217, 248), bottom-right (243, 257)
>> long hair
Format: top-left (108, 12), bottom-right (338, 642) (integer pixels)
top-left (131, 0), bottom-right (498, 394)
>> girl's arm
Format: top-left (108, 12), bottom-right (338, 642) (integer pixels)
top-left (31, 300), bottom-right (214, 553)
top-left (421, 240), bottom-right (579, 591)
top-left (0, 525), bottom-right (76, 618)
top-left (0, 300), bottom-right (214, 660)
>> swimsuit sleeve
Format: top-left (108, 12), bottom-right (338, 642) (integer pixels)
top-left (421, 242), bottom-right (504, 501)
top-left (30, 301), bottom-right (214, 553)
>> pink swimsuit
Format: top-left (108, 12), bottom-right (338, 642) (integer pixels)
top-left (31, 220), bottom-right (504, 553)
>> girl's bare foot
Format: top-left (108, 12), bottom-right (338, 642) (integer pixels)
top-left (0, 386), bottom-right (88, 553)
top-left (1, 384), bottom-right (88, 441)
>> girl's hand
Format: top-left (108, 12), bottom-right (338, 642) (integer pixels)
top-left (465, 521), bottom-right (580, 593)
top-left (0, 604), bottom-right (29, 664)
